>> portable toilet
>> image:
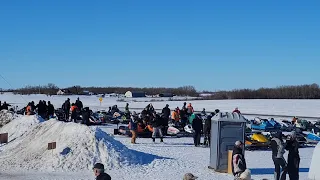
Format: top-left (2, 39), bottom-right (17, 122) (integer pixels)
top-left (309, 142), bottom-right (320, 179)
top-left (208, 112), bottom-right (246, 173)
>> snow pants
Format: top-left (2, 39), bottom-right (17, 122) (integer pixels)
top-left (194, 131), bottom-right (201, 146)
top-left (273, 157), bottom-right (287, 180)
top-left (204, 131), bottom-right (210, 146)
top-left (288, 157), bottom-right (300, 180)
top-left (152, 127), bottom-right (163, 138)
top-left (64, 110), bottom-right (70, 121)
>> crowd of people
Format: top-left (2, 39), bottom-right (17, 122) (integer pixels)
top-left (128, 102), bottom-right (221, 145)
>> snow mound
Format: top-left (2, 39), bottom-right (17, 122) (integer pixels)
top-left (0, 110), bottom-right (15, 127)
top-left (0, 116), bottom-right (163, 172)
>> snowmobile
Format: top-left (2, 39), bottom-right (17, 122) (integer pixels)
top-left (293, 130), bottom-right (308, 146)
top-left (250, 117), bottom-right (274, 131)
top-left (306, 129), bottom-right (320, 144)
top-left (269, 118), bottom-right (282, 129)
top-left (314, 120), bottom-right (320, 129)
top-left (16, 107), bottom-right (26, 115)
top-left (245, 132), bottom-right (270, 150)
top-left (280, 120), bottom-right (295, 132)
top-left (55, 108), bottom-right (68, 121)
top-left (117, 122), bottom-right (152, 138)
top-left (92, 111), bottom-right (120, 124)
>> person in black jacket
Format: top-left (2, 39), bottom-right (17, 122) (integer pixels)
top-left (1, 101), bottom-right (11, 110)
top-left (47, 101), bottom-right (55, 118)
top-left (161, 104), bottom-right (170, 135)
top-left (62, 98), bottom-right (71, 121)
top-left (82, 107), bottom-right (91, 126)
top-left (285, 131), bottom-right (300, 180)
top-left (203, 112), bottom-right (215, 146)
top-left (151, 112), bottom-right (164, 143)
top-left (93, 163), bottom-right (111, 180)
top-left (180, 104), bottom-right (188, 127)
top-left (271, 131), bottom-right (287, 180)
top-left (162, 104), bottom-right (170, 120)
top-left (192, 115), bottom-right (203, 146)
top-left (75, 97), bottom-right (83, 111)
top-left (36, 100), bottom-right (46, 119)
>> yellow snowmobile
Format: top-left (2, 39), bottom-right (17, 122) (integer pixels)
top-left (245, 132), bottom-right (270, 150)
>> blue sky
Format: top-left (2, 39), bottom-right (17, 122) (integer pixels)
top-left (0, 0), bottom-right (319, 91)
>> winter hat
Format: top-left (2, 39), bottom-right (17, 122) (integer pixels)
top-left (235, 140), bottom-right (243, 146)
top-left (290, 131), bottom-right (296, 138)
top-left (93, 163), bottom-right (104, 170)
top-left (183, 173), bottom-right (198, 180)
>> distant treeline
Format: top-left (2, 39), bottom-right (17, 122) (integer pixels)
top-left (205, 83), bottom-right (320, 99)
top-left (3, 83), bottom-right (320, 99)
top-left (8, 84), bottom-right (198, 97)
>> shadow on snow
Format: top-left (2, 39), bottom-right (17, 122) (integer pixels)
top-left (95, 128), bottom-right (172, 165)
top-left (250, 168), bottom-right (309, 175)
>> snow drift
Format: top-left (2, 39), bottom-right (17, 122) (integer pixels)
top-left (0, 115), bottom-right (162, 172)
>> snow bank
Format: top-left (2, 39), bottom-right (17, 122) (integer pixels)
top-left (0, 110), bottom-right (15, 127)
top-left (309, 142), bottom-right (320, 180)
top-left (0, 116), bottom-right (161, 172)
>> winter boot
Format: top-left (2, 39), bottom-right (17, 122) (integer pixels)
top-left (152, 138), bottom-right (155, 142)
top-left (160, 138), bottom-right (163, 143)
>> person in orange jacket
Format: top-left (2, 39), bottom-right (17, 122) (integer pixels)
top-left (70, 103), bottom-right (78, 122)
top-left (26, 103), bottom-right (33, 115)
top-left (171, 108), bottom-right (180, 125)
top-left (187, 103), bottom-right (194, 115)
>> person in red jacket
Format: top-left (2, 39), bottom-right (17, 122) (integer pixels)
top-left (233, 107), bottom-right (241, 114)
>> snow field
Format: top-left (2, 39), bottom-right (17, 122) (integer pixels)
top-left (0, 93), bottom-right (318, 179)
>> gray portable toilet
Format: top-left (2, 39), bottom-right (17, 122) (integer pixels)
top-left (208, 112), bottom-right (246, 173)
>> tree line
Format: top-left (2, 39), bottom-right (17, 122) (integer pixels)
top-left (3, 83), bottom-right (320, 99)
top-left (205, 83), bottom-right (320, 99)
top-left (8, 84), bottom-right (198, 97)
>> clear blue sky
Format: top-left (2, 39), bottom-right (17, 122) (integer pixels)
top-left (1, 0), bottom-right (319, 91)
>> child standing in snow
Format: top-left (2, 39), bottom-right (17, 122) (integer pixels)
top-left (232, 141), bottom-right (251, 180)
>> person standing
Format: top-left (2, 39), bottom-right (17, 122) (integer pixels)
top-left (92, 163), bottom-right (111, 180)
top-left (62, 98), bottom-right (71, 121)
top-left (151, 112), bottom-right (163, 143)
top-left (285, 131), bottom-right (300, 180)
top-left (192, 115), bottom-right (203, 147)
top-left (180, 103), bottom-right (188, 127)
top-left (129, 112), bottom-right (138, 144)
top-left (81, 107), bottom-right (91, 125)
top-left (47, 101), bottom-right (55, 119)
top-left (70, 103), bottom-right (78, 122)
top-left (161, 104), bottom-right (170, 135)
top-left (75, 97), bottom-right (83, 111)
top-left (271, 131), bottom-right (287, 180)
top-left (203, 112), bottom-right (215, 146)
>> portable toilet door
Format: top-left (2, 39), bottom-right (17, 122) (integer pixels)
top-left (209, 112), bottom-right (246, 173)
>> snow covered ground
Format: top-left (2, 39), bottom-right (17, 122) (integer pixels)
top-left (0, 93), bottom-right (318, 179)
